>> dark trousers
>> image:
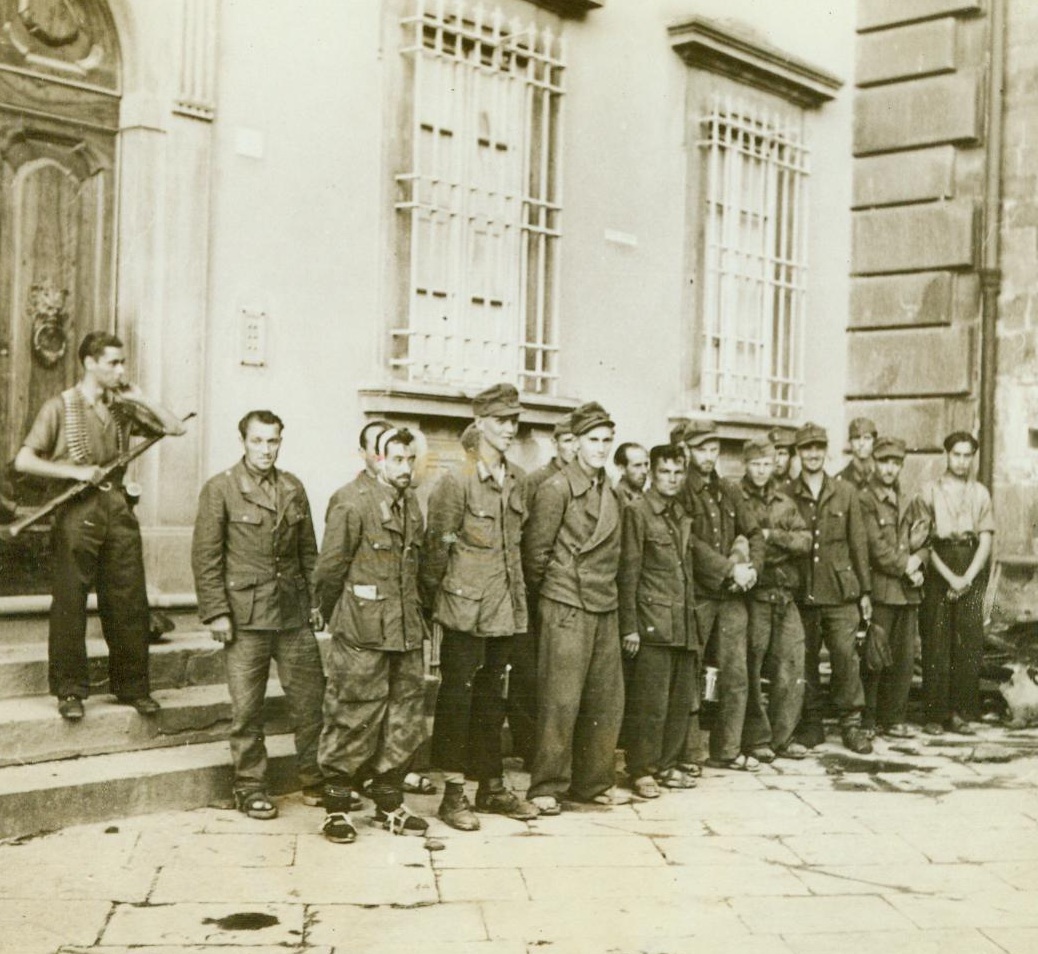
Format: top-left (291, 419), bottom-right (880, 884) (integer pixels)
top-left (863, 603), bottom-right (918, 728)
top-left (431, 629), bottom-right (513, 783)
top-left (224, 626), bottom-right (325, 795)
top-left (529, 599), bottom-right (624, 801)
top-left (743, 598), bottom-right (805, 752)
top-left (49, 489), bottom-right (151, 700)
top-left (920, 540), bottom-right (985, 723)
top-left (623, 644), bottom-right (695, 779)
top-left (507, 609), bottom-right (539, 765)
top-left (318, 639), bottom-right (426, 811)
top-left (696, 598), bottom-right (749, 762)
top-left (798, 603), bottom-right (864, 731)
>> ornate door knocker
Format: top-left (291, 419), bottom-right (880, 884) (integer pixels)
top-left (28, 282), bottom-right (70, 368)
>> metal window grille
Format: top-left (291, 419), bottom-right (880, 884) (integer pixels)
top-left (394, 0), bottom-right (564, 395)
top-left (698, 97), bottom-right (809, 420)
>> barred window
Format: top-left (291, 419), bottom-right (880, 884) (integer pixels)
top-left (698, 97), bottom-right (809, 420)
top-left (394, 1), bottom-right (564, 395)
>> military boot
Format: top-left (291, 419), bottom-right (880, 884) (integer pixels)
top-left (438, 781), bottom-right (480, 831)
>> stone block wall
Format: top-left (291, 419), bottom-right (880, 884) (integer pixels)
top-left (848, 0), bottom-right (988, 487)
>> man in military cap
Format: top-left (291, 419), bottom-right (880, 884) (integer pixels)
top-left (736, 438), bottom-right (811, 762)
top-left (918, 431), bottom-right (993, 735)
top-left (768, 427), bottom-right (797, 483)
top-left (859, 436), bottom-right (929, 739)
top-left (613, 442), bottom-right (650, 509)
top-left (679, 420), bottom-right (765, 771)
top-left (787, 423), bottom-right (873, 755)
top-left (837, 417), bottom-right (877, 491)
top-left (523, 401), bottom-right (628, 813)
top-left (528, 413), bottom-right (577, 498)
top-left (420, 383), bottom-right (538, 829)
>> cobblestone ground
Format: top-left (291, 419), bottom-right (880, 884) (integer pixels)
top-left (4, 724), bottom-right (1038, 954)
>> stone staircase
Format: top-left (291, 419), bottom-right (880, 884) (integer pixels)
top-left (0, 612), bottom-right (327, 840)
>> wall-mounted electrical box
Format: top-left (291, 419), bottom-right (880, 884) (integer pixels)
top-left (240, 309), bottom-right (268, 367)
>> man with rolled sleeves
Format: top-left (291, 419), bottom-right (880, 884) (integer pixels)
top-left (679, 420), bottom-right (765, 771)
top-left (737, 438), bottom-right (811, 762)
top-left (768, 427), bottom-right (797, 483)
top-left (191, 410), bottom-right (326, 820)
top-left (314, 427), bottom-right (429, 843)
top-left (837, 417), bottom-right (877, 492)
top-left (523, 401), bottom-right (629, 813)
top-left (788, 422), bottom-right (873, 755)
top-left (528, 413), bottom-right (577, 498)
top-left (859, 437), bottom-right (929, 739)
top-left (618, 443), bottom-right (698, 796)
top-left (420, 383), bottom-right (537, 829)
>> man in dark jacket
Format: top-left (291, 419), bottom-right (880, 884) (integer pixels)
top-left (788, 423), bottom-right (873, 755)
top-left (679, 421), bottom-right (765, 771)
top-left (191, 410), bottom-right (325, 820)
top-left (859, 437), bottom-right (929, 739)
top-left (314, 428), bottom-right (428, 843)
top-left (420, 384), bottom-right (537, 829)
top-left (737, 438), bottom-right (811, 762)
top-left (527, 413), bottom-right (577, 498)
top-left (522, 401), bottom-right (629, 813)
top-left (618, 444), bottom-right (698, 797)
top-left (836, 417), bottom-right (877, 492)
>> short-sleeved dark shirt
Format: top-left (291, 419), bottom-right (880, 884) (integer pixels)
top-left (23, 389), bottom-right (123, 466)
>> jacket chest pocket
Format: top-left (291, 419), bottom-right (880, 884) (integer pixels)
top-left (821, 509), bottom-right (847, 542)
top-left (364, 532), bottom-right (398, 577)
top-left (645, 532), bottom-right (678, 570)
top-left (463, 501), bottom-right (499, 548)
top-left (284, 505), bottom-right (305, 527)
top-left (229, 509), bottom-right (265, 529)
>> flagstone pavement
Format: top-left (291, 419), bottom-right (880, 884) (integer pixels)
top-left (4, 726), bottom-right (1038, 954)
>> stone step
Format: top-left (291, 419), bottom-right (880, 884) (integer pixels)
top-left (0, 606), bottom-right (203, 645)
top-left (0, 733), bottom-right (307, 841)
top-left (0, 631), bottom-right (225, 700)
top-left (0, 680), bottom-right (291, 768)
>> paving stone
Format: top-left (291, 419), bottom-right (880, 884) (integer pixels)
top-left (782, 832), bottom-right (929, 866)
top-left (791, 862), bottom-right (1010, 897)
top-left (0, 863), bottom-right (155, 901)
top-left (706, 814), bottom-right (870, 837)
top-left (987, 860), bottom-right (1038, 891)
top-left (102, 901), bottom-right (303, 946)
top-left (294, 829), bottom-right (431, 867)
top-left (522, 863), bottom-right (807, 901)
top-left (532, 937), bottom-right (795, 954)
top-left (654, 835), bottom-right (801, 867)
top-left (131, 831), bottom-right (295, 867)
top-left (430, 834), bottom-right (665, 869)
top-left (981, 927), bottom-right (1038, 954)
top-left (200, 795), bottom-right (326, 834)
top-left (634, 790), bottom-right (815, 821)
top-left (307, 902), bottom-right (488, 946)
top-left (59, 948), bottom-right (332, 954)
top-left (482, 897), bottom-right (749, 942)
top-left (438, 868), bottom-right (529, 902)
top-left (898, 826), bottom-right (1038, 863)
top-left (0, 899), bottom-right (111, 954)
top-left (887, 889), bottom-right (1038, 928)
top-left (0, 830), bottom-right (138, 867)
top-left (730, 895), bottom-right (914, 934)
top-left (152, 861), bottom-right (437, 906)
top-left (784, 928), bottom-right (1003, 953)
top-left (529, 812), bottom-right (709, 838)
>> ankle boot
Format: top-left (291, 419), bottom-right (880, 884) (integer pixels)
top-left (438, 781), bottom-right (480, 831)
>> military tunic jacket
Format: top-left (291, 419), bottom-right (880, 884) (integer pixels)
top-left (522, 459), bottom-right (622, 613)
top-left (736, 478), bottom-right (811, 603)
top-left (192, 460), bottom-right (318, 630)
top-left (314, 475), bottom-right (426, 652)
top-left (859, 477), bottom-right (930, 607)
top-left (617, 488), bottom-right (697, 649)
top-left (420, 456), bottom-right (528, 637)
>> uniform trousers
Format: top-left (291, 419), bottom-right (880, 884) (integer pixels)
top-left (528, 598), bottom-right (624, 801)
top-left (798, 603), bottom-right (865, 731)
top-left (743, 597), bottom-right (805, 752)
top-left (431, 629), bottom-right (513, 782)
top-left (318, 638), bottom-right (425, 811)
top-left (49, 488), bottom-right (151, 700)
top-left (862, 603), bottom-right (918, 729)
top-left (697, 597), bottom-right (750, 762)
top-left (622, 644), bottom-right (695, 779)
top-left (224, 626), bottom-right (325, 795)
top-left (506, 604), bottom-right (539, 765)
top-left (920, 539), bottom-right (985, 723)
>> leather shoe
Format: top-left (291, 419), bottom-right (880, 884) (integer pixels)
top-left (946, 714), bottom-right (976, 735)
top-left (795, 723), bottom-right (826, 749)
top-left (438, 782), bottom-right (480, 831)
top-left (119, 695), bottom-right (161, 716)
top-left (58, 695), bottom-right (84, 721)
top-left (880, 723), bottom-right (914, 739)
top-left (475, 781), bottom-right (539, 820)
top-left (841, 727), bottom-right (873, 755)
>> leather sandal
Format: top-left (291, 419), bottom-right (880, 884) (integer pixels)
top-left (677, 761), bottom-right (702, 778)
top-left (632, 775), bottom-right (661, 799)
top-left (705, 754), bottom-right (760, 772)
top-left (748, 746), bottom-right (776, 764)
top-left (402, 772), bottom-right (438, 795)
top-left (375, 805), bottom-right (429, 835)
top-left (235, 790), bottom-right (278, 820)
top-left (655, 768), bottom-right (696, 790)
top-left (530, 795), bottom-right (561, 816)
top-left (322, 811), bottom-right (357, 844)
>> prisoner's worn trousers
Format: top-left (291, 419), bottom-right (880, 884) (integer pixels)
top-left (696, 598), bottom-right (750, 762)
top-left (798, 603), bottom-right (865, 733)
top-left (920, 538), bottom-right (985, 724)
top-left (431, 630), bottom-right (513, 782)
top-left (224, 626), bottom-right (325, 795)
top-left (863, 603), bottom-right (917, 729)
top-left (528, 598), bottom-right (624, 801)
top-left (318, 638), bottom-right (426, 811)
top-left (507, 604), bottom-right (539, 765)
top-left (623, 643), bottom-right (695, 780)
top-left (49, 487), bottom-right (151, 700)
top-left (742, 597), bottom-right (805, 752)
